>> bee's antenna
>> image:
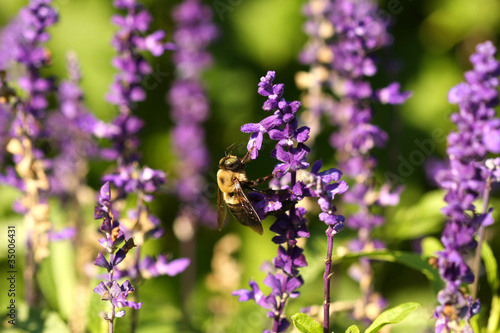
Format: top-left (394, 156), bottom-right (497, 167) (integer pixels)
top-left (225, 143), bottom-right (235, 155)
top-left (226, 143), bottom-right (243, 156)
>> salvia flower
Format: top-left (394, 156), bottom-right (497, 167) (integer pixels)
top-left (113, 254), bottom-right (191, 280)
top-left (93, 280), bottom-right (142, 319)
top-left (102, 0), bottom-right (170, 247)
top-left (3, 0), bottom-right (58, 118)
top-left (168, 0), bottom-right (218, 228)
top-left (0, 0), bottom-right (59, 307)
top-left (105, 0), bottom-right (172, 164)
top-left (234, 71), bottom-right (347, 332)
top-left (107, 0), bottom-right (171, 108)
top-left (171, 0), bottom-right (218, 80)
top-left (95, 2), bottom-right (189, 328)
top-left (297, 0), bottom-right (411, 324)
top-left (93, 182), bottom-right (142, 323)
top-left (433, 40), bottom-right (500, 332)
top-left (47, 52), bottom-right (101, 198)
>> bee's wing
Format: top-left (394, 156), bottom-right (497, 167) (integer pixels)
top-left (217, 188), bottom-right (227, 231)
top-left (227, 180), bottom-right (263, 235)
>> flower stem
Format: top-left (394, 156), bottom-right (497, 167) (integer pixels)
top-left (108, 309), bottom-right (115, 333)
top-left (272, 293), bottom-right (289, 333)
top-left (471, 176), bottom-right (492, 300)
top-left (130, 247), bottom-right (141, 333)
top-left (108, 253), bottom-right (116, 333)
top-left (323, 225), bottom-right (334, 333)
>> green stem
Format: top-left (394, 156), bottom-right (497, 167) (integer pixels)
top-left (471, 177), bottom-right (492, 300)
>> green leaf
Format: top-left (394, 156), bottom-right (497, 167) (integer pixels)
top-left (383, 190), bottom-right (445, 240)
top-left (43, 312), bottom-right (71, 333)
top-left (470, 314), bottom-right (481, 333)
top-left (87, 283), bottom-right (109, 333)
top-left (487, 295), bottom-right (500, 332)
top-left (420, 236), bottom-right (444, 258)
top-left (364, 302), bottom-right (421, 333)
top-left (345, 325), bottom-right (360, 333)
top-left (291, 313), bottom-right (323, 333)
top-left (481, 241), bottom-right (499, 292)
top-left (333, 250), bottom-right (443, 292)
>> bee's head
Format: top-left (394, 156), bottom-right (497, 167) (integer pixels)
top-left (219, 155), bottom-right (243, 171)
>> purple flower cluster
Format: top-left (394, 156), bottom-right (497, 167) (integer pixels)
top-left (297, 0), bottom-right (410, 322)
top-left (104, 0), bottom-right (172, 164)
top-left (0, 0), bottom-right (57, 118)
top-left (171, 0), bottom-right (218, 79)
top-left (47, 53), bottom-right (101, 198)
top-left (92, 2), bottom-right (189, 325)
top-left (168, 0), bottom-right (218, 226)
top-left (298, 0), bottom-right (410, 323)
top-left (299, 0), bottom-right (409, 244)
top-left (0, 0), bottom-right (58, 169)
top-left (434, 41), bottom-right (500, 332)
top-left (304, 161), bottom-right (348, 330)
top-left (102, 0), bottom-right (168, 230)
top-left (233, 71), bottom-right (347, 332)
top-left (93, 182), bottom-right (143, 321)
top-left (0, 0), bottom-right (59, 306)
top-left (107, 0), bottom-right (172, 109)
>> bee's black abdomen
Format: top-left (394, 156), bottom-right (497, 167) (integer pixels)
top-left (227, 202), bottom-right (263, 235)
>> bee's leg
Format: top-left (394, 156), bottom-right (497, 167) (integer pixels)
top-left (246, 186), bottom-right (267, 194)
top-left (241, 145), bottom-right (258, 164)
top-left (243, 173), bottom-right (274, 189)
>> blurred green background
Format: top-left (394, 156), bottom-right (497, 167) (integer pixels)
top-left (1, 0), bottom-right (500, 332)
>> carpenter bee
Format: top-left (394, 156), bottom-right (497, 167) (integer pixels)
top-left (217, 146), bottom-right (271, 235)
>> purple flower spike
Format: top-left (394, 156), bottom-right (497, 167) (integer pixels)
top-left (297, 0), bottom-right (412, 326)
top-left (168, 0), bottom-right (218, 227)
top-left (0, 0), bottom-right (65, 308)
top-left (91, 2), bottom-right (194, 329)
top-left (99, 0), bottom-right (182, 311)
top-left (235, 72), bottom-right (346, 332)
top-left (105, 0), bottom-right (173, 165)
top-left (6, 0), bottom-right (59, 117)
top-left (93, 182), bottom-right (142, 322)
top-left (434, 41), bottom-right (500, 332)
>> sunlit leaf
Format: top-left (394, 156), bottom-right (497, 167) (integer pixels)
top-left (421, 236), bottom-right (443, 258)
top-left (481, 241), bottom-right (499, 292)
top-left (43, 312), bottom-right (71, 333)
top-left (291, 313), bottom-right (323, 333)
top-left (487, 295), bottom-right (500, 332)
top-left (334, 250), bottom-right (443, 292)
top-left (346, 325), bottom-right (360, 333)
top-left (383, 190), bottom-right (445, 240)
top-left (364, 302), bottom-right (421, 333)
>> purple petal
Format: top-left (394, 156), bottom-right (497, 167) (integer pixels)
top-left (93, 281), bottom-right (109, 296)
top-left (296, 126), bottom-right (310, 142)
top-left (241, 123), bottom-right (261, 133)
top-left (376, 82), bottom-right (412, 104)
top-left (160, 257), bottom-right (190, 276)
top-left (94, 253), bottom-right (111, 271)
top-left (232, 288), bottom-right (253, 302)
